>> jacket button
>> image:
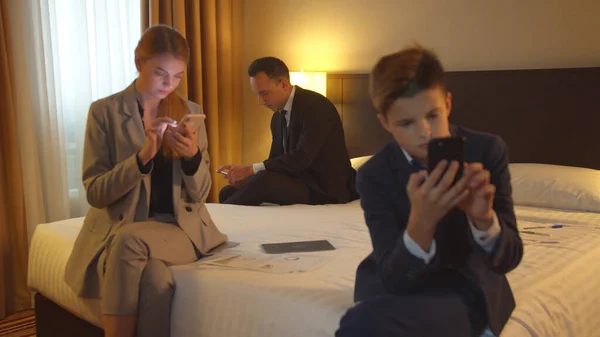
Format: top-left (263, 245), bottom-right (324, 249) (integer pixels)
top-left (118, 214), bottom-right (124, 221)
top-left (185, 206), bottom-right (192, 212)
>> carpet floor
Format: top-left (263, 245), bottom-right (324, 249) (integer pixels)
top-left (0, 310), bottom-right (36, 337)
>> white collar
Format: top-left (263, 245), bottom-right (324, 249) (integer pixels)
top-left (282, 85), bottom-right (296, 113)
top-left (401, 147), bottom-right (414, 164)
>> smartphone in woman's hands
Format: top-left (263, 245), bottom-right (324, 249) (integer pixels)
top-left (177, 114), bottom-right (206, 130)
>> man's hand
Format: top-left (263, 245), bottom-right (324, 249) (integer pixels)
top-left (459, 162), bottom-right (496, 230)
top-left (217, 164), bottom-right (254, 188)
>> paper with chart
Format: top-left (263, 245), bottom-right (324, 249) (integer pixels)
top-left (195, 252), bottom-right (326, 274)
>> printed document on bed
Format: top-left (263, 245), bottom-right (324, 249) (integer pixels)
top-left (519, 220), bottom-right (598, 245)
top-left (194, 253), bottom-right (325, 274)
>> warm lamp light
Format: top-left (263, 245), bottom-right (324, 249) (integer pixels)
top-left (289, 70), bottom-right (327, 97)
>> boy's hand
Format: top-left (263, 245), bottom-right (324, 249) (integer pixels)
top-left (406, 160), bottom-right (471, 251)
top-left (459, 162), bottom-right (496, 230)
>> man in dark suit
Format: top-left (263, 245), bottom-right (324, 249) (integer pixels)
top-left (336, 46), bottom-right (523, 337)
top-left (218, 57), bottom-right (357, 205)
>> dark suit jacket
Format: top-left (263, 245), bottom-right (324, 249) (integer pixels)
top-left (354, 125), bottom-right (523, 336)
top-left (263, 86), bottom-right (358, 204)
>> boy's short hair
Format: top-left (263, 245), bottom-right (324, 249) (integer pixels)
top-left (370, 45), bottom-right (446, 116)
top-left (248, 57), bottom-right (290, 81)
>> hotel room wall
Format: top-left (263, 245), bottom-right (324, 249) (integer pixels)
top-left (241, 0), bottom-right (600, 164)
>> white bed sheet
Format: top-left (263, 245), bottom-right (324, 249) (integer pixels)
top-left (28, 202), bottom-right (600, 337)
top-left (503, 206), bottom-right (600, 336)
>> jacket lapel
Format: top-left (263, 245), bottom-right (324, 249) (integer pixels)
top-left (270, 111), bottom-right (285, 156)
top-left (120, 82), bottom-right (151, 210)
top-left (120, 82), bottom-right (146, 151)
top-left (389, 142), bottom-right (418, 189)
top-left (287, 86), bottom-right (304, 150)
top-left (171, 102), bottom-right (195, 216)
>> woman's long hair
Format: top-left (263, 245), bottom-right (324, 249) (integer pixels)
top-left (135, 24), bottom-right (190, 157)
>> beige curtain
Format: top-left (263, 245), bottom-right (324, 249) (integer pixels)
top-left (0, 0), bottom-right (32, 320)
top-left (142, 0), bottom-right (244, 202)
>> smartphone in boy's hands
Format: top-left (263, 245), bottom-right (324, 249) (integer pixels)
top-left (427, 136), bottom-right (466, 184)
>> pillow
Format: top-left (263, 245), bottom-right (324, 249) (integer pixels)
top-left (351, 155), bottom-right (372, 171)
top-left (509, 163), bottom-right (600, 212)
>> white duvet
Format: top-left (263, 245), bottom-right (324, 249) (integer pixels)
top-left (28, 202), bottom-right (600, 337)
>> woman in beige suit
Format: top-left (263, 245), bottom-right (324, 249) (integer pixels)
top-left (64, 25), bottom-right (228, 337)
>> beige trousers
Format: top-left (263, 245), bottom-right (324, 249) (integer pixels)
top-left (99, 217), bottom-right (199, 337)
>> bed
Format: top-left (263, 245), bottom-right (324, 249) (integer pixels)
top-left (28, 189), bottom-right (600, 337)
top-left (28, 66), bottom-right (600, 336)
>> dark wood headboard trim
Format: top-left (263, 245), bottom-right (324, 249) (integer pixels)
top-left (327, 67), bottom-right (600, 169)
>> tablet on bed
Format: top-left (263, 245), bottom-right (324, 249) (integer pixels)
top-left (261, 240), bottom-right (335, 254)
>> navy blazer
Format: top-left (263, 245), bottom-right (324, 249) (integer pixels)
top-left (354, 125), bottom-right (523, 335)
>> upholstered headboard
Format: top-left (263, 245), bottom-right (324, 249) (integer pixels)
top-left (327, 67), bottom-right (600, 169)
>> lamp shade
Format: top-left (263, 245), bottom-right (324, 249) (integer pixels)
top-left (289, 71), bottom-right (327, 97)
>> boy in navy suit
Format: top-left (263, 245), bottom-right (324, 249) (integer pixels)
top-left (336, 46), bottom-right (523, 337)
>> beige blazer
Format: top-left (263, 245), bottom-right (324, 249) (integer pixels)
top-left (64, 82), bottom-right (227, 298)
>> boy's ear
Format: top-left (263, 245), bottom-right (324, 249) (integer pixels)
top-left (445, 91), bottom-right (452, 117)
top-left (377, 113), bottom-right (392, 134)
top-left (134, 55), bottom-right (142, 72)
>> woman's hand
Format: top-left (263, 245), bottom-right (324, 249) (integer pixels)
top-left (164, 122), bottom-right (199, 158)
top-left (138, 117), bottom-right (173, 165)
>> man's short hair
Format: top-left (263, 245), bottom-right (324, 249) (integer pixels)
top-left (248, 57), bottom-right (290, 81)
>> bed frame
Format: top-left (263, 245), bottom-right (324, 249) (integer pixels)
top-left (35, 292), bottom-right (103, 336)
top-left (328, 67), bottom-right (600, 169)
top-left (34, 66), bottom-right (600, 336)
